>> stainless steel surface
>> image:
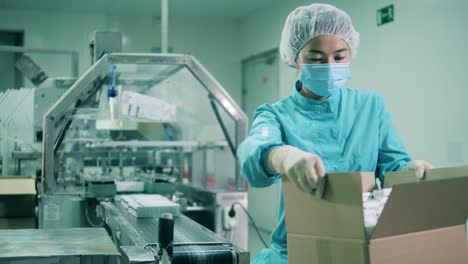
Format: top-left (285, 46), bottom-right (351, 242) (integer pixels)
top-left (38, 194), bottom-right (88, 229)
top-left (12, 150), bottom-right (41, 174)
top-left (120, 246), bottom-right (155, 263)
top-left (93, 140), bottom-right (228, 148)
top-left (43, 54), bottom-right (109, 193)
top-left (0, 228), bottom-right (119, 258)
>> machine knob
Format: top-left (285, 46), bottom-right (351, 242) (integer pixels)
top-left (158, 213), bottom-right (174, 264)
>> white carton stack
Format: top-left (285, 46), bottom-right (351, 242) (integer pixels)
top-left (362, 188), bottom-right (392, 238)
top-left (120, 194), bottom-right (180, 218)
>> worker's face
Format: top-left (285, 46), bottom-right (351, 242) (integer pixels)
top-left (295, 35), bottom-right (351, 69)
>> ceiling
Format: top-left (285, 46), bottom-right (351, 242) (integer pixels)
top-left (0, 0), bottom-right (276, 17)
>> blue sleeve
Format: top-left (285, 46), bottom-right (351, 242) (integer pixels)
top-left (237, 104), bottom-right (285, 187)
top-left (375, 95), bottom-right (412, 182)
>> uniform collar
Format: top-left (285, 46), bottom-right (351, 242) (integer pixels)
top-left (292, 85), bottom-right (342, 113)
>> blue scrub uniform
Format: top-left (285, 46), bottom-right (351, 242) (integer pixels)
top-left (237, 87), bottom-right (411, 263)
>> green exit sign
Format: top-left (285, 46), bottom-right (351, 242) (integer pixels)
top-left (377, 4), bottom-right (394, 26)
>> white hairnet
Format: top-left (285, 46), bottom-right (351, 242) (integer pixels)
top-left (280, 3), bottom-right (360, 68)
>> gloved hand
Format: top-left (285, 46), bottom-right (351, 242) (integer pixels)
top-left (267, 145), bottom-right (325, 193)
top-left (406, 160), bottom-right (433, 179)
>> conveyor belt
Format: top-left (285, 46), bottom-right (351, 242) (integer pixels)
top-left (107, 201), bottom-right (243, 264)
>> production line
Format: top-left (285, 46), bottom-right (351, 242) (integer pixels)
top-left (40, 53), bottom-right (249, 263)
top-left (0, 33), bottom-right (251, 264)
top-left (2, 0), bottom-right (468, 263)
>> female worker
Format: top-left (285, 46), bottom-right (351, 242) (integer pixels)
top-left (237, 3), bottom-right (432, 263)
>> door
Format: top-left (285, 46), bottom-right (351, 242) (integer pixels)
top-left (242, 49), bottom-right (280, 232)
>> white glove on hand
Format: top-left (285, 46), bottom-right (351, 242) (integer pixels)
top-left (267, 145), bottom-right (325, 193)
top-left (406, 160), bottom-right (433, 179)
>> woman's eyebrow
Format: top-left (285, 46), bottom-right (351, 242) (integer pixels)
top-left (307, 49), bottom-right (326, 55)
top-left (333, 48), bottom-right (349, 54)
top-left (307, 48), bottom-right (349, 54)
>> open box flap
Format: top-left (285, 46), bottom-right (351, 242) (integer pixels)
top-left (283, 172), bottom-right (374, 240)
top-left (384, 165), bottom-right (468, 188)
top-left (372, 176), bottom-right (468, 239)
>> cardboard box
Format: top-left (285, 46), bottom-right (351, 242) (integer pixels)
top-left (0, 176), bottom-right (36, 218)
top-left (0, 176), bottom-right (36, 195)
top-left (0, 217), bottom-right (36, 229)
top-left (283, 166), bottom-right (468, 264)
top-left (0, 195), bottom-right (36, 217)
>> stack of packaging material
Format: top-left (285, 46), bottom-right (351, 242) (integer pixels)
top-left (362, 188), bottom-right (392, 238)
top-left (120, 194), bottom-right (180, 218)
top-left (0, 176), bottom-right (37, 229)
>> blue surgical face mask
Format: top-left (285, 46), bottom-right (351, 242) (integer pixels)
top-left (299, 63), bottom-right (351, 96)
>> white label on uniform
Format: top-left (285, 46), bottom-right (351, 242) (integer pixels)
top-left (261, 126), bottom-right (269, 137)
top-left (44, 203), bottom-right (61, 221)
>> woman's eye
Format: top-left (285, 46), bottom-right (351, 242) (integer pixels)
top-left (335, 57), bottom-right (345, 61)
top-left (308, 58), bottom-right (323, 62)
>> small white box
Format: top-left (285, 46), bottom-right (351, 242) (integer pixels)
top-left (120, 91), bottom-right (176, 122)
top-left (121, 194), bottom-right (180, 218)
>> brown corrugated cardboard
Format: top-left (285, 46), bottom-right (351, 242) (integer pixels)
top-left (384, 165), bottom-right (468, 187)
top-left (284, 173), bottom-right (374, 240)
top-left (283, 166), bottom-right (468, 264)
top-left (288, 234), bottom-right (368, 264)
top-left (0, 177), bottom-right (36, 218)
top-left (0, 217), bottom-right (36, 229)
top-left (370, 225), bottom-right (468, 264)
top-left (373, 176), bottom-right (468, 238)
top-left (0, 176), bottom-right (36, 195)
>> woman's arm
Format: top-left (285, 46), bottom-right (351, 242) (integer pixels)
top-left (375, 95), bottom-right (412, 182)
top-left (237, 104), bottom-right (285, 187)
